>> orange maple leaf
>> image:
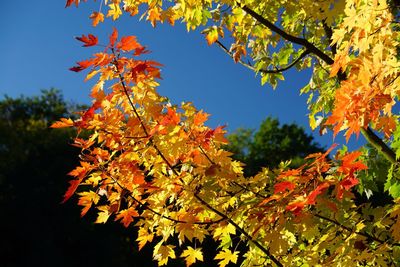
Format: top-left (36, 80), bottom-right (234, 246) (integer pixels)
top-left (117, 36), bottom-right (142, 52)
top-left (109, 27), bottom-right (118, 47)
top-left (160, 108), bottom-right (180, 126)
top-left (75, 34), bottom-right (98, 47)
top-left (50, 118), bottom-right (74, 128)
top-left (147, 7), bottom-right (161, 27)
top-left (115, 207), bottom-right (139, 227)
top-left (78, 191), bottom-right (99, 216)
top-left (193, 111), bottom-right (209, 126)
top-left (89, 12), bottom-right (104, 27)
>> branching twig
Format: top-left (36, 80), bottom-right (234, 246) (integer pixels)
top-left (215, 40), bottom-right (310, 74)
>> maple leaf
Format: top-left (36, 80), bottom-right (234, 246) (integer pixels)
top-left (115, 207), bottom-right (139, 227)
top-left (214, 249), bottom-right (238, 267)
top-left (50, 118), bottom-right (74, 128)
top-left (95, 206), bottom-right (111, 224)
top-left (109, 27), bottom-right (118, 47)
top-left (153, 244), bottom-right (176, 266)
top-left (285, 201), bottom-right (306, 216)
top-left (204, 26), bottom-right (219, 46)
top-left (274, 181), bottom-right (295, 194)
top-left (69, 59), bottom-right (95, 72)
top-left (193, 110), bottom-right (209, 126)
top-left (89, 12), bottom-right (104, 27)
top-left (62, 179), bottom-right (81, 203)
top-left (147, 7), bottom-right (161, 27)
top-left (160, 107), bottom-right (180, 126)
top-left (337, 176), bottom-right (359, 200)
top-left (137, 227), bottom-right (154, 250)
top-left (133, 46), bottom-right (150, 56)
top-left (78, 191), bottom-right (100, 216)
top-left (181, 247), bottom-right (203, 267)
top-left (306, 182), bottom-right (330, 205)
top-left (75, 34), bottom-right (98, 47)
top-left (338, 151), bottom-right (368, 174)
top-left (117, 36), bottom-right (142, 52)
top-left (107, 3), bottom-right (122, 21)
top-left (65, 0), bottom-right (82, 8)
top-left (230, 43), bottom-right (247, 63)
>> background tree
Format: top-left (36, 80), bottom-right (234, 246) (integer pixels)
top-left (225, 117), bottom-right (323, 176)
top-left (0, 89), bottom-right (157, 267)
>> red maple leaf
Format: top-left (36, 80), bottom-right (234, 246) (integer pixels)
top-left (274, 181), bottom-right (295, 194)
top-left (306, 182), bottom-right (330, 205)
top-left (76, 34), bottom-right (98, 47)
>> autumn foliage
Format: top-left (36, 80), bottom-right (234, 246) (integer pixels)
top-left (54, 0), bottom-right (400, 266)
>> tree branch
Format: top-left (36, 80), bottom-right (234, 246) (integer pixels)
top-left (215, 40), bottom-right (310, 74)
top-left (313, 212), bottom-right (400, 247)
top-left (107, 172), bottom-right (225, 225)
top-left (361, 127), bottom-right (397, 164)
top-left (214, 40), bottom-right (256, 71)
top-left (238, 3), bottom-right (334, 65)
top-left (193, 193), bottom-right (283, 267)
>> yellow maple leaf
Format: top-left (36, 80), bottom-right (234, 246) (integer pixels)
top-left (136, 227), bottom-right (154, 250)
top-left (77, 191), bottom-right (100, 216)
top-left (147, 7), bottom-right (161, 27)
top-left (95, 206), bottom-right (111, 224)
top-left (214, 249), bottom-right (238, 267)
top-left (153, 244), bottom-right (176, 266)
top-left (213, 223), bottom-right (236, 240)
top-left (206, 28), bottom-right (218, 45)
top-left (107, 3), bottom-right (122, 21)
top-left (181, 247), bottom-right (203, 266)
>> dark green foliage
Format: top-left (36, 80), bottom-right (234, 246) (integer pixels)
top-left (225, 117), bottom-right (324, 176)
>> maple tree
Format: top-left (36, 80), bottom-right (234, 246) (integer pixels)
top-left (54, 0), bottom-right (400, 265)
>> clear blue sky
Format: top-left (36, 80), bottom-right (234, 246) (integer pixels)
top-left (0, 0), bottom-right (364, 150)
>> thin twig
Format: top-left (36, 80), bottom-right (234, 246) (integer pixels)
top-left (215, 40), bottom-right (310, 74)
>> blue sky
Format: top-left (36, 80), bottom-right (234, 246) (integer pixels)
top-left (0, 0), bottom-right (364, 150)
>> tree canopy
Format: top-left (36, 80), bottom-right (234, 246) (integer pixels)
top-left (51, 0), bottom-right (400, 266)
